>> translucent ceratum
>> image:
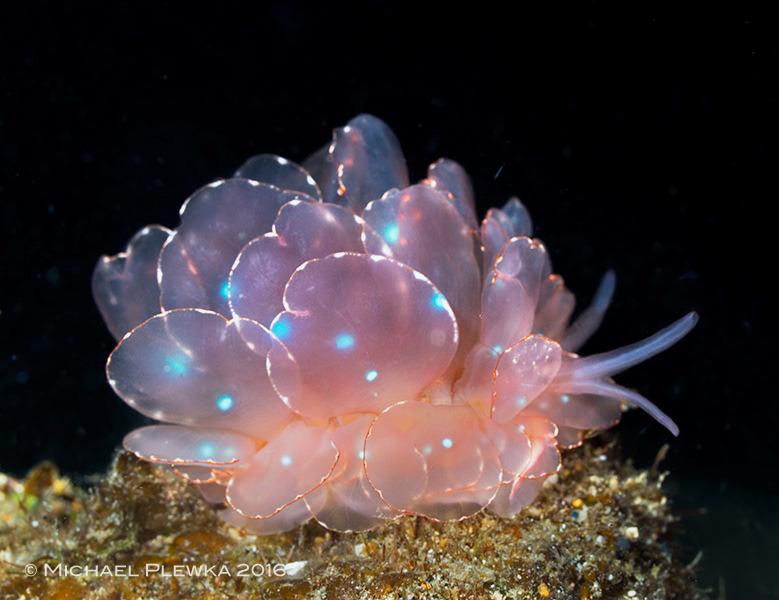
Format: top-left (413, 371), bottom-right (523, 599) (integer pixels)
top-left (93, 115), bottom-right (697, 533)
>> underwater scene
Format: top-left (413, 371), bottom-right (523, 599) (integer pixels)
top-left (1, 4), bottom-right (774, 599)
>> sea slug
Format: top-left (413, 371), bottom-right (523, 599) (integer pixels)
top-left (93, 115), bottom-right (696, 533)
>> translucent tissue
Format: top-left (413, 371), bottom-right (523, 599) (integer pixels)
top-left (93, 115), bottom-right (697, 533)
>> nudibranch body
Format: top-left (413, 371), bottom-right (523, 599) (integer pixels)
top-left (93, 115), bottom-right (696, 534)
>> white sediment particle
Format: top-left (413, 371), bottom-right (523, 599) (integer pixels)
top-left (284, 560), bottom-right (307, 577)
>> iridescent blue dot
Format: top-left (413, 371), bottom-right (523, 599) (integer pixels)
top-left (335, 333), bottom-right (355, 350)
top-left (280, 454), bottom-right (293, 467)
top-left (271, 319), bottom-right (291, 340)
top-left (199, 442), bottom-right (215, 459)
top-left (217, 395), bottom-right (234, 411)
top-left (164, 354), bottom-right (189, 376)
top-left (441, 437), bottom-right (453, 449)
top-left (384, 223), bottom-right (400, 243)
top-left (431, 293), bottom-right (447, 310)
top-left (492, 345), bottom-right (503, 355)
top-left (561, 395), bottom-right (570, 403)
top-left (221, 281), bottom-right (230, 299)
top-left (365, 369), bottom-right (378, 382)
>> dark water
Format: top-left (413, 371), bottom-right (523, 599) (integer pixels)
top-left (1, 3), bottom-right (774, 597)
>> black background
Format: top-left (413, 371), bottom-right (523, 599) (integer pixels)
top-left (1, 2), bottom-right (775, 597)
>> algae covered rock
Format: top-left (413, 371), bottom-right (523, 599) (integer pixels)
top-left (0, 436), bottom-right (707, 599)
